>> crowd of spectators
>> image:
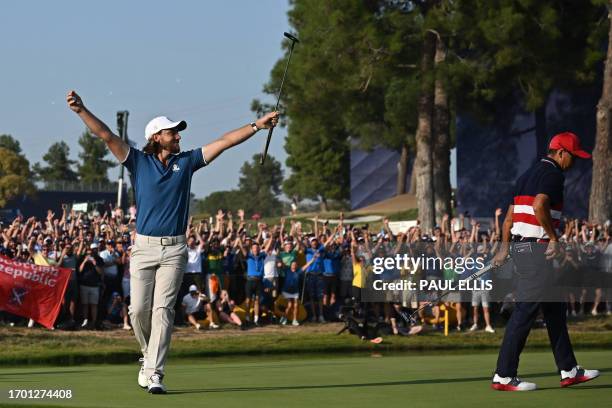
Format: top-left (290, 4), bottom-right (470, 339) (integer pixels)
top-left (0, 204), bottom-right (610, 334)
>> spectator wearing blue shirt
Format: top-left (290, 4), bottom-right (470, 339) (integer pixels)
top-left (236, 236), bottom-right (273, 325)
top-left (304, 220), bottom-right (337, 323)
top-left (280, 255), bottom-right (320, 326)
top-left (67, 90), bottom-right (278, 394)
top-left (322, 240), bottom-right (342, 320)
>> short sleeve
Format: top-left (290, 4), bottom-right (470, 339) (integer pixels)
top-left (121, 147), bottom-right (141, 174)
top-left (538, 171), bottom-right (564, 205)
top-left (189, 148), bottom-right (208, 173)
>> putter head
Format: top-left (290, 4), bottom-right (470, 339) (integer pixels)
top-left (284, 32), bottom-right (300, 43)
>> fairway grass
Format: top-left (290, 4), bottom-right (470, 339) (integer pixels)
top-left (0, 350), bottom-right (610, 408)
top-left (1, 316), bottom-right (611, 366)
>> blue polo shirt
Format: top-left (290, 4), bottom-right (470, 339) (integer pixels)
top-left (246, 252), bottom-right (266, 278)
top-left (122, 147), bottom-right (207, 236)
top-left (323, 248), bottom-right (341, 276)
top-left (305, 245), bottom-right (325, 274)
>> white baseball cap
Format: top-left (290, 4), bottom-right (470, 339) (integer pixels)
top-left (189, 284), bottom-right (198, 292)
top-left (144, 116), bottom-right (187, 142)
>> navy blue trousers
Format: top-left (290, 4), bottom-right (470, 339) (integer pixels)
top-left (495, 301), bottom-right (577, 376)
top-left (495, 242), bottom-right (577, 376)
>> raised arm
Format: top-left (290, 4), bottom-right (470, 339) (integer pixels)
top-left (493, 205), bottom-right (513, 266)
top-left (202, 112), bottom-right (279, 164)
top-left (234, 237), bottom-right (247, 258)
top-left (67, 91), bottom-right (129, 162)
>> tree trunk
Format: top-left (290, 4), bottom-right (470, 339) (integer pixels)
top-left (414, 32), bottom-right (436, 232)
top-left (409, 158), bottom-right (417, 195)
top-left (396, 142), bottom-right (409, 195)
top-left (432, 34), bottom-right (452, 226)
top-left (319, 196), bottom-right (329, 212)
top-left (589, 8), bottom-right (612, 223)
top-left (534, 97), bottom-right (549, 162)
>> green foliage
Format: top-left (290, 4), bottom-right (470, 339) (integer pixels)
top-left (0, 147), bottom-right (36, 207)
top-left (195, 154), bottom-right (284, 217)
top-left (33, 141), bottom-right (78, 183)
top-left (256, 0), bottom-right (607, 207)
top-left (77, 130), bottom-right (116, 184)
top-left (0, 134), bottom-right (23, 155)
top-left (258, 1), bottom-right (458, 205)
top-left (238, 154), bottom-right (283, 216)
top-left (446, 0), bottom-right (608, 117)
top-left (193, 190), bottom-right (245, 216)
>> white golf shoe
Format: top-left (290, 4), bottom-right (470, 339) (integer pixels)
top-left (137, 358), bottom-right (148, 389)
top-left (148, 373), bottom-right (166, 394)
top-left (560, 365), bottom-right (599, 387)
top-left (491, 374), bottom-right (537, 391)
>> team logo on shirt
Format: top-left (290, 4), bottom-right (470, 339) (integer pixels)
top-left (172, 164), bottom-right (180, 172)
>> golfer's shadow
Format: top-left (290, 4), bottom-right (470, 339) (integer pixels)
top-left (167, 368), bottom-right (610, 395)
top-left (161, 373), bottom-right (530, 394)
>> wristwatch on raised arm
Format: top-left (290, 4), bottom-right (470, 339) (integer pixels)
top-left (250, 122), bottom-right (259, 132)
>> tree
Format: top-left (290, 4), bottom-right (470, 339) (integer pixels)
top-left (589, 2), bottom-right (612, 223)
top-left (193, 190), bottom-right (245, 216)
top-left (447, 0), bottom-right (608, 157)
top-left (194, 154), bottom-right (284, 217)
top-left (33, 141), bottom-right (79, 184)
top-left (0, 147), bottom-right (36, 207)
top-left (0, 134), bottom-right (23, 155)
top-left (254, 1), bottom-right (358, 209)
top-left (238, 154), bottom-right (284, 216)
top-left (77, 130), bottom-right (116, 184)
top-left (432, 32), bottom-right (452, 224)
top-left (414, 30), bottom-right (437, 231)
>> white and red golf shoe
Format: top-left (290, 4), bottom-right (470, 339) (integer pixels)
top-left (491, 374), bottom-right (537, 391)
top-left (560, 366), bottom-right (600, 387)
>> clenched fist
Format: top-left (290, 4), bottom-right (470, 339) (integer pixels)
top-left (67, 90), bottom-right (84, 113)
top-left (255, 111), bottom-right (279, 130)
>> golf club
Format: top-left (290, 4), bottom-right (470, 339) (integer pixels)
top-left (408, 258), bottom-right (507, 325)
top-left (260, 32), bottom-right (299, 165)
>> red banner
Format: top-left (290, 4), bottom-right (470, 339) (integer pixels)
top-left (0, 255), bottom-right (72, 329)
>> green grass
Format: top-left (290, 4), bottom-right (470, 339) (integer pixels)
top-left (1, 317), bottom-right (611, 366)
top-left (0, 350), bottom-right (609, 408)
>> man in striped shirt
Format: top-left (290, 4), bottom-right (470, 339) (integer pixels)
top-left (491, 132), bottom-right (599, 391)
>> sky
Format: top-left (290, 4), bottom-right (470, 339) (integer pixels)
top-left (0, 0), bottom-right (291, 198)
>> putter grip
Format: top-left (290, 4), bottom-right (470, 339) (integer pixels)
top-left (260, 127), bottom-right (274, 165)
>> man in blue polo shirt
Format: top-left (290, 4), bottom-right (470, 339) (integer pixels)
top-left (67, 90), bottom-right (278, 394)
top-left (236, 236), bottom-right (272, 325)
top-left (305, 233), bottom-right (335, 322)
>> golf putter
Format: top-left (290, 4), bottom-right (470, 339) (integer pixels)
top-left (260, 32), bottom-right (299, 165)
top-left (407, 258), bottom-right (507, 325)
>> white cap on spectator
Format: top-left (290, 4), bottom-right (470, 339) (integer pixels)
top-left (189, 284), bottom-right (198, 292)
top-left (90, 243), bottom-right (98, 249)
top-left (144, 116), bottom-right (187, 141)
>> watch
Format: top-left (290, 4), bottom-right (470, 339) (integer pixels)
top-left (250, 122), bottom-right (259, 132)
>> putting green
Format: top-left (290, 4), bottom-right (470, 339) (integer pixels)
top-left (0, 350), bottom-right (609, 408)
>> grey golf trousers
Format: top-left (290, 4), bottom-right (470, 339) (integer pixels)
top-left (129, 234), bottom-right (187, 377)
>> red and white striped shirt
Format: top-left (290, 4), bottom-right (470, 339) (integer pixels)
top-left (510, 158), bottom-right (564, 239)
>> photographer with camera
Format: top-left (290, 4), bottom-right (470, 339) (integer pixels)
top-left (181, 285), bottom-right (207, 330)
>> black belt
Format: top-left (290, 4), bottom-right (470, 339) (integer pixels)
top-left (512, 235), bottom-right (550, 243)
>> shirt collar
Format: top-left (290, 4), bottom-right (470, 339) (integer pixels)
top-left (541, 157), bottom-right (561, 170)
